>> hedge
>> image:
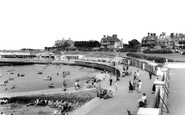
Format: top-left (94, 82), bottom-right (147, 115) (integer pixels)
top-left (143, 49), bottom-right (173, 54)
top-left (126, 53), bottom-right (174, 63)
top-left (2, 89), bottom-right (97, 104)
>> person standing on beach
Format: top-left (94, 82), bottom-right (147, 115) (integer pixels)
top-left (63, 80), bottom-right (67, 91)
top-left (109, 75), bottom-right (113, 86)
top-left (115, 80), bottom-right (118, 90)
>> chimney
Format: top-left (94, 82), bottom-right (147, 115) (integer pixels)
top-left (154, 33), bottom-right (156, 37)
top-left (162, 32), bottom-right (166, 36)
top-left (148, 32), bottom-right (150, 37)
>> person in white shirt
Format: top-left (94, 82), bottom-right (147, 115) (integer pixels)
top-left (136, 70), bottom-right (139, 78)
top-left (137, 80), bottom-right (142, 93)
top-left (1, 112), bottom-right (5, 115)
top-left (138, 93), bottom-right (147, 107)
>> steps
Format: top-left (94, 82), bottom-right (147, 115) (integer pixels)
top-left (69, 97), bottom-right (102, 115)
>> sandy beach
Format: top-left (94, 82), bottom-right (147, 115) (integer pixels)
top-left (0, 64), bottom-right (99, 93)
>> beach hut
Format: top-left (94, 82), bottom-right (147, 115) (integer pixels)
top-left (60, 54), bottom-right (84, 60)
top-left (36, 52), bottom-right (55, 60)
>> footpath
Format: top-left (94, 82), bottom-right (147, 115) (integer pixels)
top-left (70, 62), bottom-right (156, 115)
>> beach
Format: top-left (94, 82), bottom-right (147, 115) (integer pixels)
top-left (0, 64), bottom-right (98, 93)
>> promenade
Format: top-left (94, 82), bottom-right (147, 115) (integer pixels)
top-left (70, 58), bottom-right (156, 115)
top-left (71, 60), bottom-right (185, 115)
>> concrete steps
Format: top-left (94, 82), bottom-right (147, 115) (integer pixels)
top-left (69, 97), bottom-right (102, 115)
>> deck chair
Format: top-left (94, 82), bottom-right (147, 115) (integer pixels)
top-left (127, 109), bottom-right (134, 115)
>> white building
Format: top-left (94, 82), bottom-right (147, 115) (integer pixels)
top-left (60, 54), bottom-right (84, 60)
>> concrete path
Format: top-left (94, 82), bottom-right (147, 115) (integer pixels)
top-left (70, 65), bottom-right (156, 115)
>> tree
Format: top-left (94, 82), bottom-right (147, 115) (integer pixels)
top-left (128, 39), bottom-right (140, 48)
top-left (64, 42), bottom-right (70, 50)
top-left (74, 40), bottom-right (100, 50)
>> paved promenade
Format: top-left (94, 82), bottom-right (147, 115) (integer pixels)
top-left (70, 60), bottom-right (185, 115)
top-left (70, 65), bottom-right (156, 115)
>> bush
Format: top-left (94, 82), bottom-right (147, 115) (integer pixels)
top-left (118, 48), bottom-right (138, 52)
top-left (143, 49), bottom-right (173, 54)
top-left (126, 53), bottom-right (174, 63)
top-left (5, 89), bottom-right (97, 104)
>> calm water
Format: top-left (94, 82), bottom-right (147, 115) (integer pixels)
top-left (0, 64), bottom-right (97, 93)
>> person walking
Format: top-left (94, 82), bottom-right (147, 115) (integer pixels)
top-left (137, 80), bottom-right (142, 93)
top-left (149, 72), bottom-right (152, 79)
top-left (128, 80), bottom-right (134, 92)
top-left (136, 70), bottom-right (139, 78)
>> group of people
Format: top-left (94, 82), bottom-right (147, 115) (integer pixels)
top-left (128, 70), bottom-right (142, 93)
top-left (138, 93), bottom-right (147, 107)
top-left (74, 80), bottom-right (82, 90)
top-left (97, 88), bottom-right (114, 99)
top-left (86, 78), bottom-right (97, 88)
top-left (28, 98), bottom-right (79, 115)
top-left (128, 69), bottom-right (159, 108)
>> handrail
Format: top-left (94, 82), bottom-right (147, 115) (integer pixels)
top-left (159, 94), bottom-right (169, 113)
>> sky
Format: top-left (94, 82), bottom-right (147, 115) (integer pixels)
top-left (0, 0), bottom-right (185, 50)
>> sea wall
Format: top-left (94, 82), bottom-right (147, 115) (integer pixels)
top-left (74, 61), bottom-right (120, 77)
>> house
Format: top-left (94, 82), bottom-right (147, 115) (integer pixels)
top-left (156, 33), bottom-right (174, 49)
top-left (141, 33), bottom-right (157, 49)
top-left (100, 34), bottom-right (123, 49)
top-left (172, 33), bottom-right (185, 49)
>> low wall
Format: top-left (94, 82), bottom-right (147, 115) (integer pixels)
top-left (74, 61), bottom-right (120, 77)
top-left (0, 58), bottom-right (121, 77)
top-left (165, 62), bottom-right (185, 69)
